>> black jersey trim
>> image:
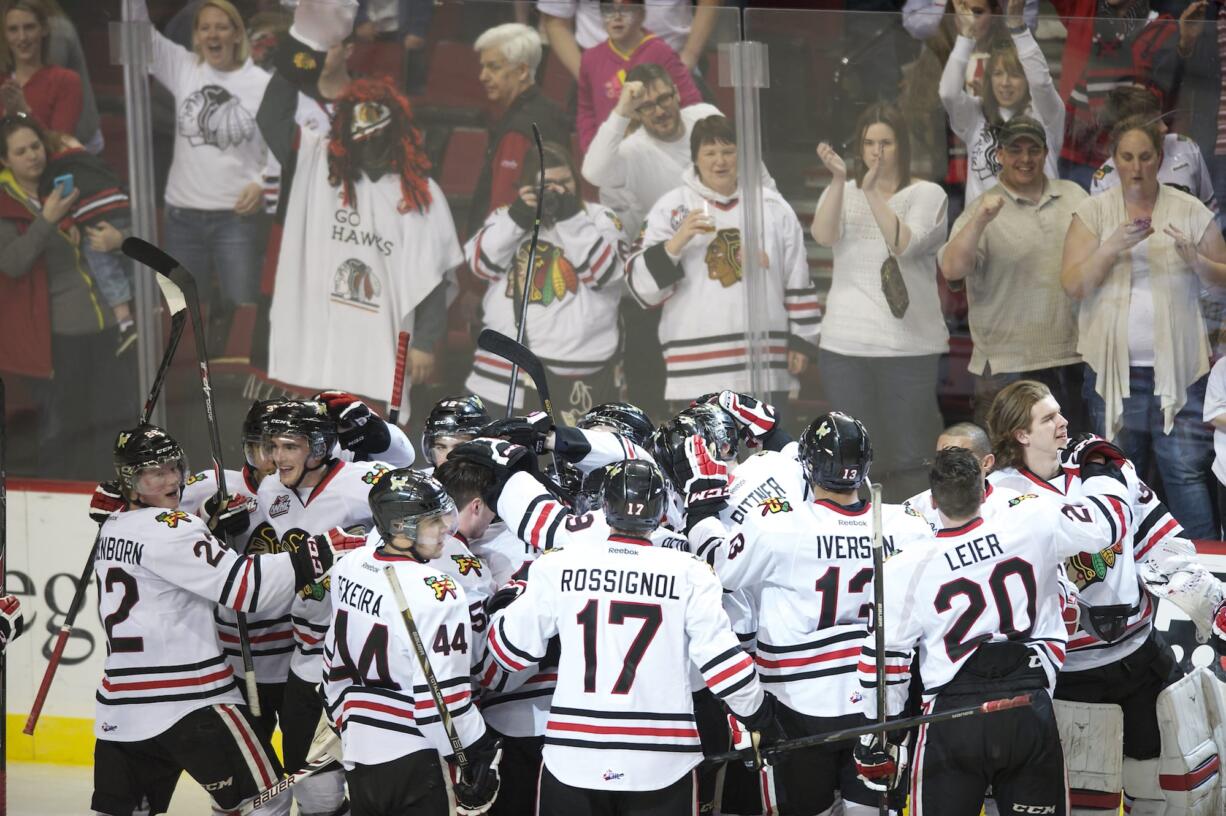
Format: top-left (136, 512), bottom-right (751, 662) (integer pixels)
top-left (104, 653), bottom-right (228, 677)
top-left (757, 630), bottom-right (863, 654)
top-left (550, 705), bottom-right (695, 722)
top-left (545, 737), bottom-right (698, 753)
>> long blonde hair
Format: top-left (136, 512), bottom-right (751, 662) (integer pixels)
top-left (0, 0), bottom-right (51, 73)
top-left (986, 379), bottom-right (1051, 472)
top-left (192, 0), bottom-right (251, 66)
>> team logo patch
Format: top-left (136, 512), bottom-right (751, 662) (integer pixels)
top-left (1007, 493), bottom-right (1039, 507)
top-left (292, 50), bottom-right (317, 71)
top-left (668, 205), bottom-right (691, 231)
top-left (332, 258), bottom-right (382, 311)
top-left (269, 495), bottom-right (292, 518)
top-left (1066, 543), bottom-right (1124, 590)
top-left (185, 472), bottom-right (208, 486)
top-left (178, 84), bottom-right (256, 150)
top-left (362, 464), bottom-right (392, 486)
top-left (425, 575), bottom-right (458, 601)
top-left (758, 496), bottom-right (792, 515)
top-left (602, 770), bottom-right (625, 782)
top-left (1093, 165), bottom-right (1112, 182)
top-left (705, 227), bottom-right (743, 288)
top-left (300, 575), bottom-right (331, 601)
top-left (155, 510), bottom-right (191, 528)
top-left (849, 691), bottom-right (863, 704)
top-left (508, 239), bottom-right (577, 306)
top-left (451, 555), bottom-right (484, 577)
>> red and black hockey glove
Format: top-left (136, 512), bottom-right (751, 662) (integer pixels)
top-left (0, 595), bottom-right (24, 651)
top-left (1212, 600), bottom-right (1226, 656)
top-left (450, 731), bottom-right (503, 816)
top-left (854, 732), bottom-right (909, 793)
top-left (671, 433), bottom-right (730, 526)
top-left (1060, 433), bottom-right (1128, 476)
top-left (204, 492), bottom-right (254, 538)
top-left (316, 390), bottom-right (391, 458)
top-left (286, 525), bottom-right (366, 589)
top-left (448, 438), bottom-right (539, 505)
top-left (89, 480), bottom-right (125, 524)
top-left (731, 693), bottom-right (787, 769)
top-left (480, 412), bottom-right (552, 455)
top-left (714, 391), bottom-right (778, 449)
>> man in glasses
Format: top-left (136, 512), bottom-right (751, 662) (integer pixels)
top-left (938, 115), bottom-right (1090, 429)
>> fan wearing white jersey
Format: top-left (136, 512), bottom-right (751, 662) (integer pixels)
top-left (852, 447), bottom-right (1133, 816)
top-left (324, 469), bottom-right (502, 816)
top-left (256, 400), bottom-right (391, 816)
top-left (985, 379), bottom-right (1226, 816)
top-left (91, 424), bottom-right (361, 816)
top-left (679, 412), bottom-right (931, 816)
top-left (449, 440), bottom-right (784, 815)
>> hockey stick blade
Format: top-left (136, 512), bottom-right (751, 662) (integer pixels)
top-left (705, 693), bottom-right (1035, 766)
top-left (122, 237), bottom-right (188, 317)
top-left (476, 329), bottom-right (553, 416)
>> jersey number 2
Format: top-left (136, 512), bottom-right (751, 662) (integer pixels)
top-left (576, 600), bottom-right (662, 694)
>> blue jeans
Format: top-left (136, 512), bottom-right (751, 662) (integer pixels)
top-left (163, 205), bottom-right (262, 306)
top-left (1209, 152), bottom-right (1226, 235)
top-left (1084, 365), bottom-right (1217, 538)
top-left (83, 215), bottom-right (133, 308)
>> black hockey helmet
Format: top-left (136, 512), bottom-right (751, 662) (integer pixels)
top-left (677, 403), bottom-right (738, 461)
top-left (602, 459), bottom-right (666, 535)
top-left (369, 468), bottom-right (458, 556)
top-left (577, 402), bottom-right (655, 450)
top-left (798, 411), bottom-right (872, 492)
top-left (652, 411), bottom-right (704, 490)
top-left (422, 394), bottom-right (491, 466)
top-left (576, 466), bottom-right (608, 515)
top-left (113, 424), bottom-right (188, 495)
top-left (242, 399), bottom-right (288, 469)
top-left (260, 400), bottom-right (338, 467)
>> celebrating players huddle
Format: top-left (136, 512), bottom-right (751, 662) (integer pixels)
top-left (76, 381), bottom-right (1226, 816)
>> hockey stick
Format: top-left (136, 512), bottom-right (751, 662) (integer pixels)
top-left (382, 564), bottom-right (471, 770)
top-left (238, 712), bottom-right (342, 814)
top-left (504, 123), bottom-right (545, 417)
top-left (120, 237), bottom-right (261, 717)
top-left (870, 482), bottom-right (887, 816)
top-left (705, 693), bottom-right (1035, 766)
top-left (476, 329), bottom-right (563, 480)
top-left (387, 330), bottom-right (411, 425)
top-left (23, 270), bottom-right (191, 735)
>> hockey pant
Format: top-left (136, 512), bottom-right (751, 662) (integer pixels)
top-left (347, 748), bottom-right (454, 816)
top-left (91, 703), bottom-right (291, 816)
top-left (489, 734), bottom-right (544, 816)
top-left (284, 669), bottom-right (347, 816)
top-left (536, 764), bottom-right (698, 816)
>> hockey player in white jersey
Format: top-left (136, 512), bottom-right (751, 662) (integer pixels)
top-left (324, 469), bottom-right (502, 816)
top-left (985, 379), bottom-right (1226, 815)
top-left (256, 400), bottom-right (392, 816)
top-left (852, 446), bottom-right (1136, 816)
top-left (451, 440), bottom-right (784, 815)
top-left (313, 389), bottom-right (417, 467)
top-left (902, 422), bottom-right (1021, 532)
top-left (679, 412), bottom-right (932, 816)
top-left (91, 424), bottom-right (363, 816)
top-left (422, 395), bottom-right (493, 471)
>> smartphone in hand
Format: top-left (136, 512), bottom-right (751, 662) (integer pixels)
top-left (53, 173), bottom-right (73, 197)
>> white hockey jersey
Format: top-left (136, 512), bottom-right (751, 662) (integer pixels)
top-left (625, 167), bottom-right (820, 401)
top-left (465, 203), bottom-right (626, 410)
top-left (323, 546), bottom-right (488, 768)
top-left (258, 459), bottom-right (392, 682)
top-left (268, 125), bottom-right (462, 410)
top-left (181, 466), bottom-right (293, 684)
top-left (902, 480), bottom-right (1021, 533)
top-left (858, 480), bottom-right (1131, 717)
top-left (487, 472), bottom-right (765, 791)
top-left (94, 507), bottom-right (299, 741)
top-left (990, 463), bottom-right (1181, 671)
top-left (690, 497), bottom-right (933, 718)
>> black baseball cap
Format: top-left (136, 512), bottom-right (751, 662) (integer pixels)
top-left (998, 115), bottom-right (1047, 149)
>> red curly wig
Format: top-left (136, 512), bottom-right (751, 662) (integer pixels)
top-left (326, 78), bottom-right (432, 214)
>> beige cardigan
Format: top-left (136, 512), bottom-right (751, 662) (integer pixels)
top-left (1074, 185), bottom-right (1216, 438)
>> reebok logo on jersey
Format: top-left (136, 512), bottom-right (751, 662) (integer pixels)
top-left (451, 555), bottom-right (484, 577)
top-left (362, 465), bottom-right (391, 486)
top-left (425, 575), bottom-right (458, 601)
top-left (269, 495), bottom-right (291, 518)
top-left (154, 510), bottom-right (191, 528)
top-left (758, 497), bottom-right (792, 515)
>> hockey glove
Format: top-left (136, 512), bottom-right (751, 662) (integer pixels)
top-left (286, 525), bottom-right (366, 589)
top-left (1060, 433), bottom-right (1128, 474)
top-left (714, 391), bottom-right (778, 448)
top-left (854, 732), bottom-right (909, 793)
top-left (89, 480), bottom-right (126, 523)
top-left (289, 0), bottom-right (359, 52)
top-left (204, 492), bottom-right (253, 538)
top-left (0, 595), bottom-right (24, 651)
top-left (451, 731), bottom-right (503, 816)
top-left (448, 438), bottom-right (538, 504)
top-left (732, 693), bottom-right (787, 770)
top-left (316, 390), bottom-right (391, 458)
top-left (480, 412), bottom-right (552, 455)
top-left (486, 579), bottom-right (528, 617)
top-left (1212, 600), bottom-right (1226, 655)
top-left (672, 434), bottom-right (730, 523)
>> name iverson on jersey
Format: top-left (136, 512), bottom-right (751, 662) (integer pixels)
top-left (560, 568), bottom-right (682, 600)
top-left (98, 537), bottom-right (144, 566)
top-left (815, 535), bottom-right (897, 561)
top-left (334, 573), bottom-right (383, 617)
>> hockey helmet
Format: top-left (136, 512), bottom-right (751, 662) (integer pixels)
top-left (577, 402), bottom-right (655, 450)
top-left (798, 411), bottom-right (872, 492)
top-left (242, 399), bottom-right (288, 471)
top-left (602, 459), bottom-right (666, 535)
top-left (575, 466), bottom-right (608, 515)
top-left (260, 400), bottom-right (338, 467)
top-left (113, 424), bottom-right (188, 496)
top-left (369, 468), bottom-right (458, 558)
top-left (422, 395), bottom-right (491, 466)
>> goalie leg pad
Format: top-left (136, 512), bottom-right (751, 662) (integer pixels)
top-left (1199, 668), bottom-right (1226, 803)
top-left (1054, 698), bottom-right (1124, 809)
top-left (1145, 668), bottom-right (1221, 814)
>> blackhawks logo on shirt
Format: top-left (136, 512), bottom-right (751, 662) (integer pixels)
top-left (300, 574), bottom-right (331, 602)
top-left (425, 575), bottom-right (458, 601)
top-left (185, 472), bottom-right (209, 486)
top-left (155, 510), bottom-right (192, 528)
top-left (508, 240), bottom-right (577, 306)
top-left (705, 227), bottom-right (742, 288)
top-left (1065, 542), bottom-right (1124, 590)
top-left (362, 464), bottom-right (392, 486)
top-left (451, 555), bottom-right (484, 577)
top-left (332, 258), bottom-right (382, 311)
top-left (758, 497), bottom-right (792, 515)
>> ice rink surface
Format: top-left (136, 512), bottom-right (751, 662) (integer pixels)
top-left (9, 763), bottom-right (213, 814)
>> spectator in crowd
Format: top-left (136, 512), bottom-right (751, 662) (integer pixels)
top-left (42, 0), bottom-right (103, 152)
top-left (540, 0), bottom-right (722, 79)
top-left (1174, 0), bottom-right (1225, 233)
top-left (0, 0), bottom-right (81, 137)
top-left (1091, 85), bottom-right (1217, 210)
top-left (812, 103), bottom-right (949, 501)
top-left (135, 0), bottom-right (271, 349)
top-left (350, 0), bottom-right (434, 92)
top-left (939, 115), bottom-right (1088, 428)
top-left (903, 0), bottom-right (1036, 41)
top-left (1204, 353), bottom-right (1226, 536)
top-left (939, 0), bottom-right (1064, 206)
top-left (467, 22), bottom-right (570, 238)
top-left (1061, 116), bottom-right (1226, 538)
top-left (1052, 0), bottom-right (1180, 190)
top-left (0, 114), bottom-right (135, 479)
top-left (575, 0), bottom-right (701, 153)
top-left (258, 14), bottom-right (460, 413)
top-left (627, 115), bottom-right (819, 413)
top-left (465, 142), bottom-right (627, 422)
top-left (581, 61), bottom-right (720, 233)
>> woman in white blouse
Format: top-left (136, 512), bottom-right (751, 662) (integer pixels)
top-left (812, 102), bottom-right (949, 500)
top-left (136, 0), bottom-right (270, 338)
